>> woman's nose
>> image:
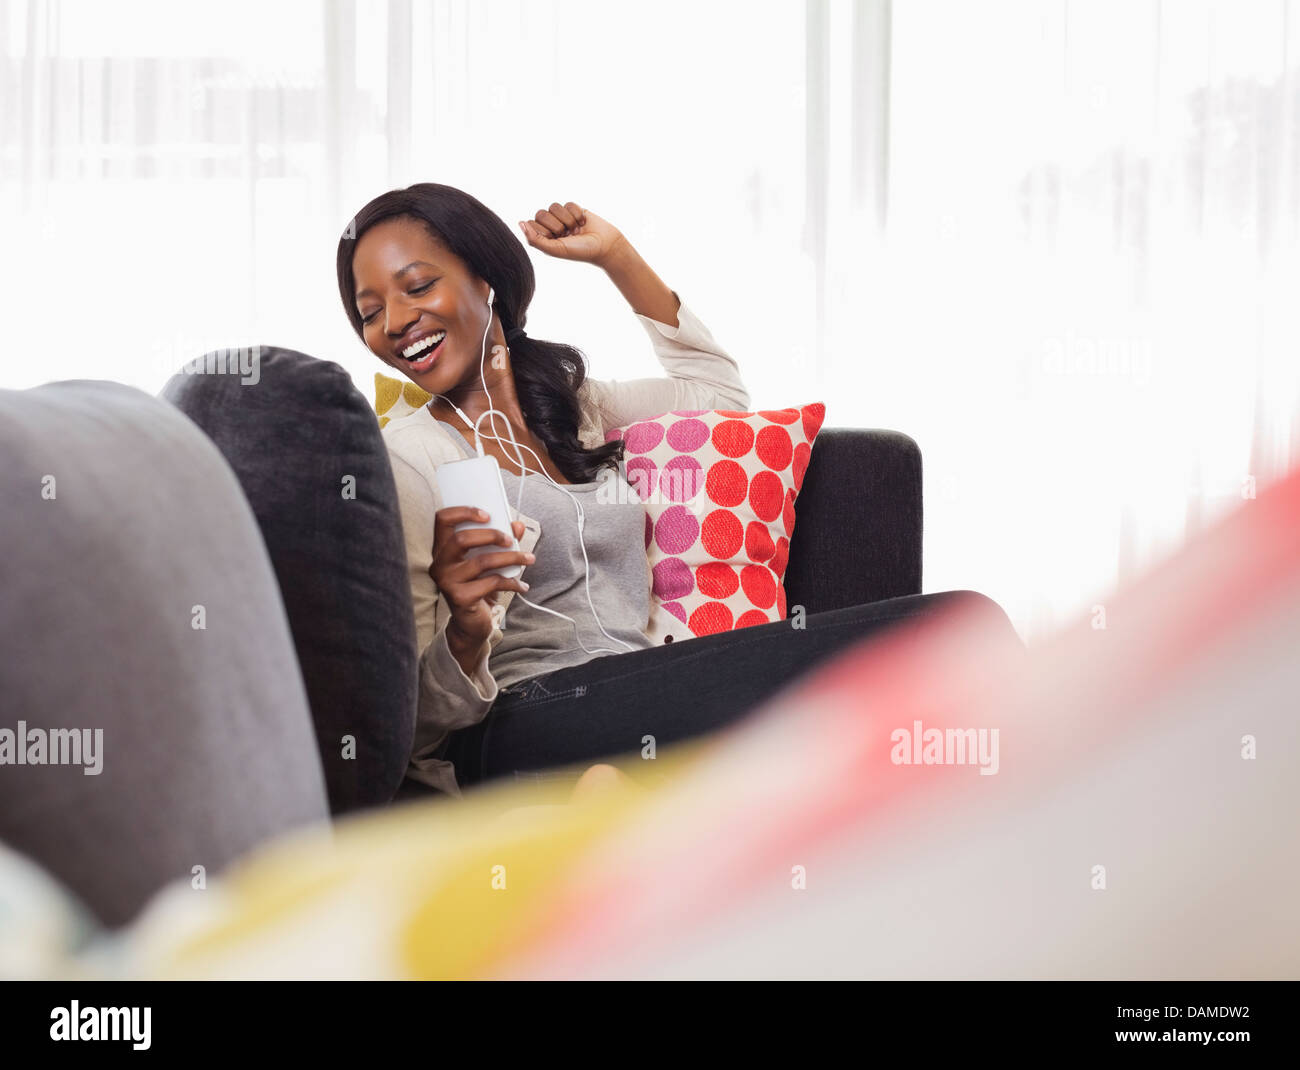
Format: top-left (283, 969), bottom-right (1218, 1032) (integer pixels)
top-left (386, 311), bottom-right (418, 339)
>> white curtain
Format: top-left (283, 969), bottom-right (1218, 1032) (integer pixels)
top-left (3, 0), bottom-right (1294, 640)
top-left (864, 0), bottom-right (1300, 637)
top-left (0, 0), bottom-right (811, 403)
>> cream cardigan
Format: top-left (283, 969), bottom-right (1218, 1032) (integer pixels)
top-left (381, 291), bottom-right (750, 796)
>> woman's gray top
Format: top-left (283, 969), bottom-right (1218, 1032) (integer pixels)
top-left (436, 421), bottom-right (656, 691)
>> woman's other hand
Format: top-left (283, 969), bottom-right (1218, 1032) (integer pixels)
top-left (431, 508), bottom-right (532, 671)
top-left (518, 202), bottom-right (629, 267)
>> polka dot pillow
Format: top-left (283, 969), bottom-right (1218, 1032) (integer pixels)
top-left (605, 403), bottom-right (826, 643)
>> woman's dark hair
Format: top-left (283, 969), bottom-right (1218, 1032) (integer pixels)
top-left (336, 182), bottom-right (625, 484)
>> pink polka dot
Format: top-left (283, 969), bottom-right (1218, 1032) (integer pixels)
top-left (741, 564), bottom-right (777, 609)
top-left (736, 609), bottom-right (770, 629)
top-left (745, 521), bottom-right (775, 563)
top-left (706, 459), bottom-right (748, 507)
top-left (702, 509), bottom-right (743, 559)
top-left (623, 422), bottom-right (664, 453)
top-left (697, 562), bottom-right (739, 598)
top-left (689, 601), bottom-right (733, 635)
top-left (666, 417), bottom-right (709, 451)
top-left (644, 512), bottom-right (654, 550)
top-left (670, 409), bottom-right (707, 417)
top-left (802, 403), bottom-right (826, 441)
top-left (652, 557), bottom-right (694, 600)
top-left (711, 419), bottom-right (754, 458)
top-left (605, 428), bottom-right (624, 442)
top-left (654, 505), bottom-right (700, 555)
top-left (756, 425), bottom-right (793, 470)
top-left (759, 409), bottom-right (799, 425)
top-left (660, 455), bottom-right (704, 502)
top-left (749, 470), bottom-right (783, 522)
top-left (792, 442), bottom-right (811, 491)
top-left (662, 600), bottom-right (688, 624)
top-left (625, 457), bottom-right (658, 501)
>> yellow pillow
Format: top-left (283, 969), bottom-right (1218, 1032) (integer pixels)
top-left (374, 373), bottom-right (433, 428)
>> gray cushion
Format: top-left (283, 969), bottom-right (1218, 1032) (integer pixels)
top-left (0, 380), bottom-right (330, 928)
top-left (160, 349), bottom-right (417, 814)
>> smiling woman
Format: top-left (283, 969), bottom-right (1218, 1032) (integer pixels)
top-left (336, 184), bottom-right (628, 488)
top-left (335, 182), bottom-right (1023, 801)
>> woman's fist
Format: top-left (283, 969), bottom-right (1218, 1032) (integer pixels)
top-left (518, 202), bottom-right (628, 267)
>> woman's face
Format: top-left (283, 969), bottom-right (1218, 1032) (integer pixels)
top-left (351, 215), bottom-right (499, 393)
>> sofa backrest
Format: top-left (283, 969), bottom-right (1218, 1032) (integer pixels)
top-left (784, 428), bottom-right (924, 615)
top-left (162, 349), bottom-right (418, 816)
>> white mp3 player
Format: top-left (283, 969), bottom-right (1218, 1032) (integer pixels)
top-left (436, 453), bottom-right (524, 579)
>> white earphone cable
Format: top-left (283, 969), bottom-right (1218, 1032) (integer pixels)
top-left (430, 288), bottom-right (637, 657)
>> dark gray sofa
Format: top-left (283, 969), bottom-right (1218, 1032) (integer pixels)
top-left (0, 348), bottom-right (929, 927)
top-left (161, 345), bottom-right (929, 798)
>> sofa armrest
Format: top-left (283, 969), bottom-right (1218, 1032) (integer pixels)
top-left (0, 380), bottom-right (330, 928)
top-left (783, 428), bottom-right (923, 615)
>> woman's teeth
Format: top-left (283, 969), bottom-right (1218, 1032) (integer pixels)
top-left (402, 331), bottom-right (446, 370)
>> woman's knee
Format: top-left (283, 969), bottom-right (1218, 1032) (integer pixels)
top-left (934, 590), bottom-right (1023, 645)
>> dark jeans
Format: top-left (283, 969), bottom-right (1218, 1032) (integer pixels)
top-left (442, 590), bottom-right (1023, 790)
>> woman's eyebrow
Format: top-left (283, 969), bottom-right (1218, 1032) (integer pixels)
top-left (356, 260), bottom-right (437, 303)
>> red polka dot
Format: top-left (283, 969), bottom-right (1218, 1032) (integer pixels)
top-left (711, 419), bottom-right (754, 458)
top-left (697, 561), bottom-right (739, 598)
top-left (771, 536), bottom-right (790, 576)
top-left (792, 441), bottom-right (811, 491)
top-left (689, 601), bottom-right (733, 636)
top-left (782, 488), bottom-right (797, 536)
top-left (748, 470), bottom-right (783, 522)
top-left (741, 564), bottom-right (777, 609)
top-left (715, 409), bottom-right (751, 418)
top-left (776, 585), bottom-right (787, 619)
top-left (756, 425), bottom-right (793, 471)
top-left (706, 459), bottom-right (749, 508)
top-left (736, 609), bottom-right (770, 629)
top-left (745, 521), bottom-right (775, 563)
top-left (701, 509), bottom-right (743, 559)
top-left (802, 403), bottom-right (826, 441)
top-left (759, 409), bottom-right (799, 425)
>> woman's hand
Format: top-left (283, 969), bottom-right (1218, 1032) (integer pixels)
top-left (518, 202), bottom-right (629, 268)
top-left (430, 508), bottom-right (533, 670)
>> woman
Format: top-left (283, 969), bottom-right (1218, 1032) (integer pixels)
top-left (337, 183), bottom-right (1017, 797)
